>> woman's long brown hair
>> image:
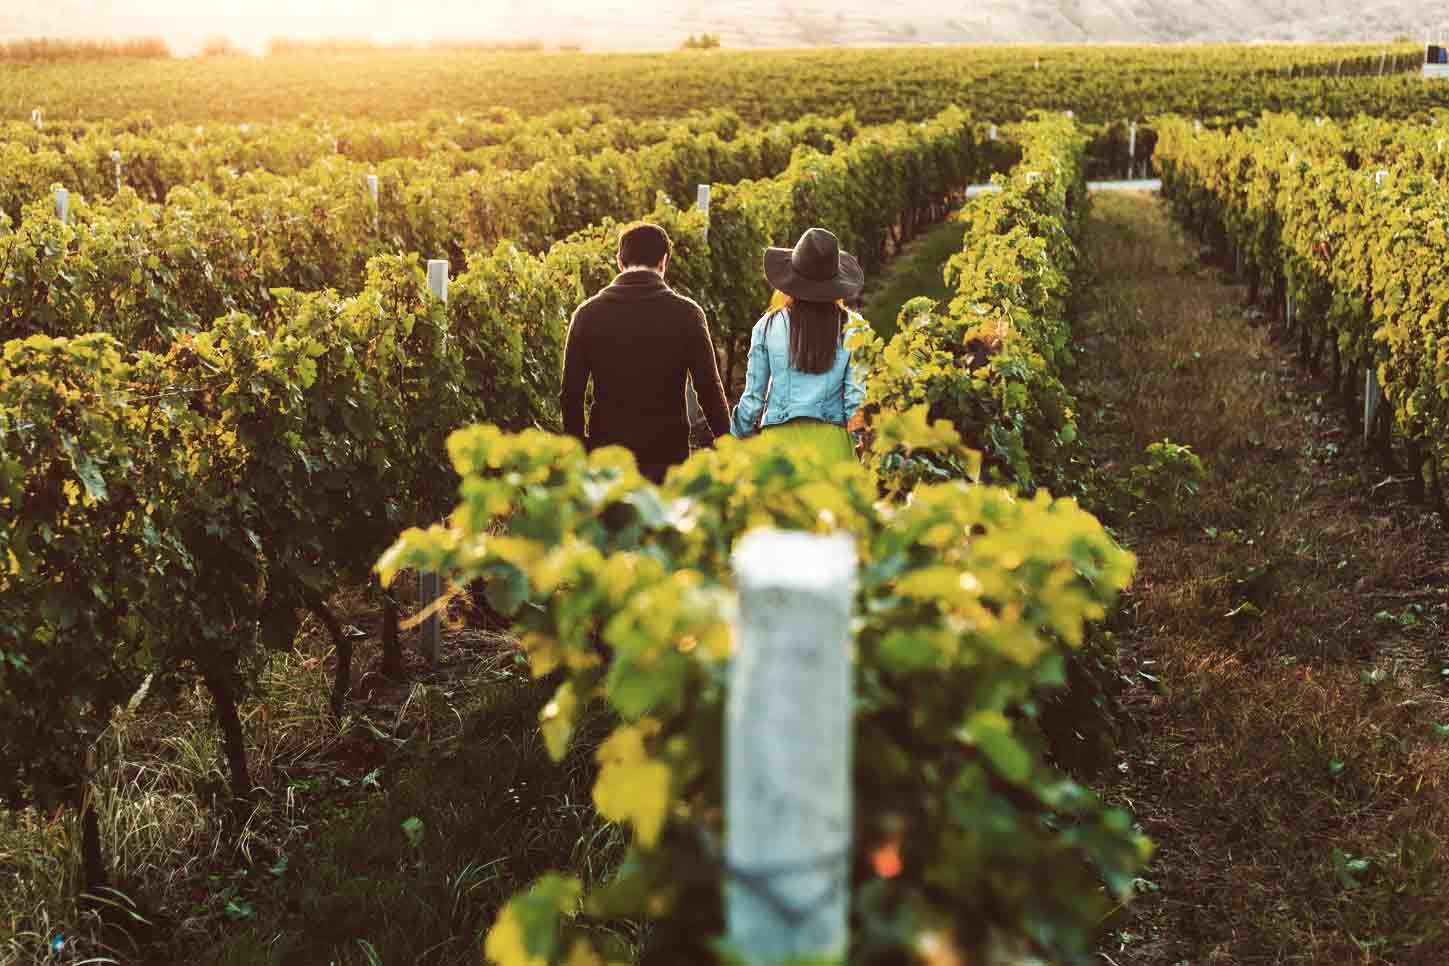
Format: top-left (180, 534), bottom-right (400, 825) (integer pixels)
top-left (767, 291), bottom-right (845, 374)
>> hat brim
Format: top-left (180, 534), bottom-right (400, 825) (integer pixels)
top-left (763, 247), bottom-right (865, 301)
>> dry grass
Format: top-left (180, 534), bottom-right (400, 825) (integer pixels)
top-left (1079, 193), bottom-right (1449, 964)
top-left (0, 590), bottom-right (523, 966)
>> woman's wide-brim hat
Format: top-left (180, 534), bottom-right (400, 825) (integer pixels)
top-left (764, 227), bottom-right (864, 302)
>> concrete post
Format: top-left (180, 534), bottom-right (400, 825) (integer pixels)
top-left (54, 188), bottom-right (69, 223)
top-left (727, 529), bottom-right (856, 965)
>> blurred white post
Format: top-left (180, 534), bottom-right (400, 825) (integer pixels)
top-left (31, 108), bottom-right (42, 130)
top-left (988, 123), bottom-right (998, 142)
top-left (696, 183), bottom-right (711, 241)
top-left (1127, 121), bottom-right (1137, 179)
top-left (54, 188), bottom-right (69, 223)
top-left (110, 150), bottom-right (122, 193)
top-left (1379, 51), bottom-right (1388, 76)
top-left (685, 184), bottom-right (712, 426)
top-left (418, 258), bottom-right (449, 666)
top-left (366, 173), bottom-right (380, 230)
top-left (727, 529), bottom-right (856, 964)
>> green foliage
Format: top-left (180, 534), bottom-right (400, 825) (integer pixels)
top-left (0, 106), bottom-right (737, 222)
top-left (0, 104), bottom-right (981, 823)
top-left (855, 114), bottom-right (1088, 495)
top-left (1155, 112), bottom-right (1449, 481)
top-left (0, 43), bottom-right (1432, 127)
top-left (0, 110), bottom-right (865, 346)
top-left (376, 401), bottom-right (1145, 963)
top-left (1121, 440), bottom-right (1206, 526)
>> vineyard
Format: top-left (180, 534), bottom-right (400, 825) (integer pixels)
top-left (2, 42), bottom-right (1448, 966)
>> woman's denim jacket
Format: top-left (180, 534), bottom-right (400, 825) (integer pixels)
top-left (729, 309), bottom-right (868, 437)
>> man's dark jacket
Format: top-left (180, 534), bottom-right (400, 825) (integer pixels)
top-left (561, 270), bottom-right (731, 478)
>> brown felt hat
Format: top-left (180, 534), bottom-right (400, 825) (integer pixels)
top-left (763, 227), bottom-right (864, 301)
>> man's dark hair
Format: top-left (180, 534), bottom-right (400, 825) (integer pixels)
top-left (618, 222), bottom-right (672, 268)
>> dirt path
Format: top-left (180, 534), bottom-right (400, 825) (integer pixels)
top-left (1077, 194), bottom-right (1449, 965)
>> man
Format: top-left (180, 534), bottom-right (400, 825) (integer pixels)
top-left (561, 222), bottom-right (731, 483)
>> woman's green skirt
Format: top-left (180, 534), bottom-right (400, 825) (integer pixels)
top-left (762, 418), bottom-right (856, 465)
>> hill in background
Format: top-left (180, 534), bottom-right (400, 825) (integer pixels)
top-left (1, 0), bottom-right (1445, 52)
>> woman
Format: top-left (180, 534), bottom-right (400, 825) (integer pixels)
top-left (729, 227), bottom-right (868, 463)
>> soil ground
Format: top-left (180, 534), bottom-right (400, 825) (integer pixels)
top-left (1079, 193), bottom-right (1449, 965)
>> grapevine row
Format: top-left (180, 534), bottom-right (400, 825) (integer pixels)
top-left (0, 106), bottom-right (755, 223)
top-left (1156, 114), bottom-right (1449, 504)
top-left (0, 110), bottom-right (864, 350)
top-left (377, 112), bottom-right (1146, 965)
top-left (0, 103), bottom-right (981, 831)
top-left (4, 43), bottom-right (1436, 126)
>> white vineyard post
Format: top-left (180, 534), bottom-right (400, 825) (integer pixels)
top-left (1379, 51), bottom-right (1387, 76)
top-left (1364, 368), bottom-right (1381, 446)
top-left (366, 173), bottom-right (380, 230)
top-left (53, 187), bottom-right (69, 224)
top-left (727, 529), bottom-right (856, 964)
top-left (110, 150), bottom-right (122, 193)
top-left (418, 258), bottom-right (449, 667)
top-left (988, 123), bottom-right (998, 142)
top-left (1127, 121), bottom-right (1137, 179)
top-left (31, 108), bottom-right (42, 130)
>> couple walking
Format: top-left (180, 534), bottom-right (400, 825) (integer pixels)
top-left (561, 221), bottom-right (867, 483)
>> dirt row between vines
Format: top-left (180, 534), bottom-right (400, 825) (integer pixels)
top-left (1079, 194), bottom-right (1449, 965)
